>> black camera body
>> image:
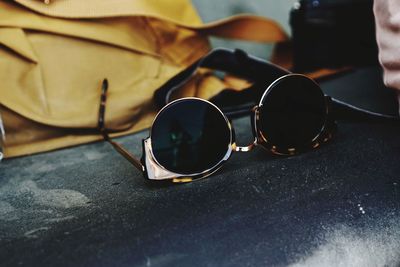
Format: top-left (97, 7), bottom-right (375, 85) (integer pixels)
top-left (290, 0), bottom-right (378, 72)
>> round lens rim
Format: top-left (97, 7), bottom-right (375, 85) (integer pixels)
top-left (254, 74), bottom-right (330, 155)
top-left (148, 97), bottom-right (235, 180)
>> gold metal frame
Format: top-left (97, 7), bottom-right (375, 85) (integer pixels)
top-left (253, 74), bottom-right (335, 156)
top-left (143, 97), bottom-right (235, 183)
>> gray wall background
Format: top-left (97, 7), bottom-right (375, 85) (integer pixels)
top-left (191, 0), bottom-right (297, 58)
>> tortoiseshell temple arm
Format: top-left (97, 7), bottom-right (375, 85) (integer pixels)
top-left (98, 79), bottom-right (145, 172)
top-left (0, 112), bottom-right (5, 161)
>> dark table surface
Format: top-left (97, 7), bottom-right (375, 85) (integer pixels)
top-left (1, 67), bottom-right (400, 267)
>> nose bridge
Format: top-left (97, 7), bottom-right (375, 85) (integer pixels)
top-left (230, 105), bottom-right (259, 153)
top-left (232, 137), bottom-right (257, 152)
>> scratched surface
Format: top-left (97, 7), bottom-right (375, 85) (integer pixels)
top-left (1, 67), bottom-right (400, 266)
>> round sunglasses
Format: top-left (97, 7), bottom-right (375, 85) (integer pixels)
top-left (98, 49), bottom-right (398, 183)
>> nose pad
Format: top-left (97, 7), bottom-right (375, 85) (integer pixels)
top-left (232, 137), bottom-right (257, 152)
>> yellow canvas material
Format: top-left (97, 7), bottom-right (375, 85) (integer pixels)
top-left (0, 0), bottom-right (288, 158)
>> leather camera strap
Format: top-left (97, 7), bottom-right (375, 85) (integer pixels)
top-left (154, 48), bottom-right (399, 122)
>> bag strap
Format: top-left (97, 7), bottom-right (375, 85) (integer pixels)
top-left (153, 48), bottom-right (289, 111)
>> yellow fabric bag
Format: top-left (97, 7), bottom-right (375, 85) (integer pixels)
top-left (0, 0), bottom-right (288, 158)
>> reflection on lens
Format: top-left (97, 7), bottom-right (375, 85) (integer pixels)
top-left (258, 74), bottom-right (326, 151)
top-left (151, 98), bottom-right (231, 174)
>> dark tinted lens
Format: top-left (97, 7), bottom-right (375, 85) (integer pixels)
top-left (259, 75), bottom-right (326, 150)
top-left (151, 99), bottom-right (231, 174)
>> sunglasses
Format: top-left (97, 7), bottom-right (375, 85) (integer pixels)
top-left (98, 49), bottom-right (398, 183)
